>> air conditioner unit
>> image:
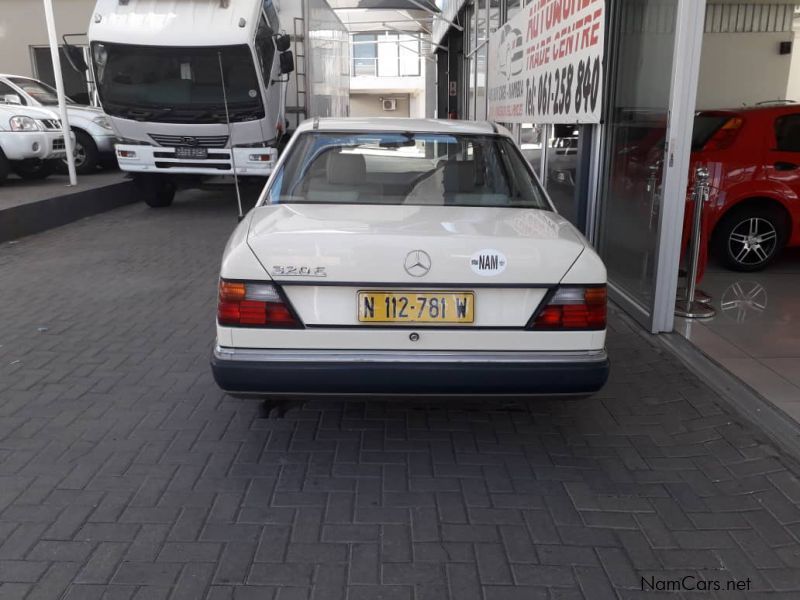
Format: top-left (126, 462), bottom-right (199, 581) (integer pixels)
top-left (382, 99), bottom-right (397, 111)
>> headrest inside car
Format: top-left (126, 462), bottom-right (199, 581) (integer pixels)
top-left (327, 152), bottom-right (367, 186)
top-left (443, 160), bottom-right (476, 193)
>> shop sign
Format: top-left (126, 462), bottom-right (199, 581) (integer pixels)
top-left (488, 0), bottom-right (605, 124)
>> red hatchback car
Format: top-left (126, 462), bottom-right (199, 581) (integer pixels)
top-left (691, 103), bottom-right (800, 271)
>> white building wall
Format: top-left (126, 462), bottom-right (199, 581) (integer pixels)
top-left (0, 0), bottom-right (95, 77)
top-left (786, 18), bottom-right (800, 102)
top-left (695, 2), bottom-right (798, 108)
top-left (697, 31), bottom-right (797, 108)
top-left (351, 93), bottom-right (411, 117)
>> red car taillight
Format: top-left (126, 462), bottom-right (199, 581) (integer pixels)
top-left (703, 117), bottom-right (743, 151)
top-left (217, 280), bottom-right (301, 327)
top-left (529, 286), bottom-right (607, 330)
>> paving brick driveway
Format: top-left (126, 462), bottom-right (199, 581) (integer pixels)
top-left (1, 192), bottom-right (800, 600)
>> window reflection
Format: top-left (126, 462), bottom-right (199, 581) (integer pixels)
top-left (520, 123), bottom-right (544, 178)
top-left (545, 125), bottom-right (581, 225)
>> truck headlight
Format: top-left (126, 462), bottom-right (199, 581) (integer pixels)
top-left (93, 116), bottom-right (113, 130)
top-left (9, 116), bottom-right (41, 131)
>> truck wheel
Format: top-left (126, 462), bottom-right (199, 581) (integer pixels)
top-left (11, 159), bottom-right (56, 180)
top-left (100, 155), bottom-right (119, 170)
top-left (713, 204), bottom-right (788, 272)
top-left (136, 175), bottom-right (176, 208)
top-left (0, 150), bottom-right (9, 184)
top-left (59, 130), bottom-right (99, 175)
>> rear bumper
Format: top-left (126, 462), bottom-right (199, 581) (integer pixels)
top-left (211, 346), bottom-right (609, 395)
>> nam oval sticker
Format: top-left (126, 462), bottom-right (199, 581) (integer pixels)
top-left (470, 249), bottom-right (507, 276)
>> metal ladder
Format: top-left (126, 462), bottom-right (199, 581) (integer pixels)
top-left (286, 16), bottom-right (308, 131)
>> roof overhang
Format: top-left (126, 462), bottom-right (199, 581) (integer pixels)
top-left (326, 0), bottom-right (438, 12)
top-left (328, 0), bottom-right (439, 35)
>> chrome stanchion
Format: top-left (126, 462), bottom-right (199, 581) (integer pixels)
top-left (677, 286), bottom-right (712, 304)
top-left (676, 167), bottom-right (716, 319)
top-left (646, 164), bottom-right (659, 231)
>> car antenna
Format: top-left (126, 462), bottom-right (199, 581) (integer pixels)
top-left (218, 51), bottom-right (244, 221)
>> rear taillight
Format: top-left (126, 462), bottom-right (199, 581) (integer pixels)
top-left (703, 117), bottom-right (743, 151)
top-left (217, 280), bottom-right (301, 328)
top-left (529, 286), bottom-right (607, 330)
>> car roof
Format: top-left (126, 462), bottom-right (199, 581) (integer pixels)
top-left (295, 118), bottom-right (509, 137)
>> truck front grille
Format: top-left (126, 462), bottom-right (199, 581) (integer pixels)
top-left (52, 138), bottom-right (66, 151)
top-left (148, 134), bottom-right (229, 148)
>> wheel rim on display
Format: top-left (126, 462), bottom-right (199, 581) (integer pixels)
top-left (728, 217), bottom-right (778, 267)
top-left (63, 142), bottom-right (86, 168)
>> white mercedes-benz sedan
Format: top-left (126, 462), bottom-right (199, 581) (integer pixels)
top-left (211, 118), bottom-right (609, 395)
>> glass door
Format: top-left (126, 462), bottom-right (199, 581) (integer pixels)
top-left (595, 0), bottom-right (705, 331)
top-left (596, 0), bottom-right (678, 324)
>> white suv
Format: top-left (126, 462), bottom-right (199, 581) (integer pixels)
top-left (0, 103), bottom-right (71, 183)
top-left (0, 75), bottom-right (116, 174)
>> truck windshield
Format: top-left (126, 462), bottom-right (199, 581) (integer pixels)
top-left (267, 132), bottom-right (551, 210)
top-left (92, 42), bottom-right (264, 123)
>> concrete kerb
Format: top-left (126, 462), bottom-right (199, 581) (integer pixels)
top-left (0, 179), bottom-right (138, 243)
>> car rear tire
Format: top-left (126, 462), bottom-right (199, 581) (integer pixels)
top-left (59, 130), bottom-right (99, 175)
top-left (0, 150), bottom-right (9, 184)
top-left (11, 159), bottom-right (56, 180)
top-left (714, 205), bottom-right (788, 272)
top-left (136, 174), bottom-right (176, 208)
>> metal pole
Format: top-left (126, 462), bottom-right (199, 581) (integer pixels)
top-left (675, 166), bottom-right (715, 318)
top-left (218, 52), bottom-right (243, 221)
top-left (43, 0), bottom-right (77, 186)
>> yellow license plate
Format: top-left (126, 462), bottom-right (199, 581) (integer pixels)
top-left (358, 291), bottom-right (475, 324)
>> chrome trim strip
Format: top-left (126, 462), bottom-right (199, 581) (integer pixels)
top-left (213, 346), bottom-right (607, 364)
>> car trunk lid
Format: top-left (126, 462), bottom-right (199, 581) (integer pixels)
top-left (247, 204), bottom-right (586, 286)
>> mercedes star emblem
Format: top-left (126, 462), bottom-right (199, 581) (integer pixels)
top-left (404, 250), bottom-right (432, 277)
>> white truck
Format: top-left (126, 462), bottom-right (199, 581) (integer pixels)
top-left (0, 102), bottom-right (71, 184)
top-left (76, 0), bottom-right (349, 207)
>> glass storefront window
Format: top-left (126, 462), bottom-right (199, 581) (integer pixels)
top-left (354, 33), bottom-right (420, 79)
top-left (489, 0), bottom-right (501, 35)
top-left (545, 125), bottom-right (581, 226)
top-left (378, 33), bottom-right (400, 77)
top-left (398, 35), bottom-right (420, 76)
top-left (506, 0), bottom-right (522, 21)
top-left (476, 45), bottom-right (487, 120)
top-left (352, 34), bottom-right (377, 77)
top-left (596, 0), bottom-right (678, 314)
top-left (520, 123), bottom-right (544, 178)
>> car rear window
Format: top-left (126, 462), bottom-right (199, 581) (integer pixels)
top-left (267, 131), bottom-right (551, 210)
top-left (692, 114), bottom-right (731, 151)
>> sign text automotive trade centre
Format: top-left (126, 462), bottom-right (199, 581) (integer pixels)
top-left (488, 0), bottom-right (605, 124)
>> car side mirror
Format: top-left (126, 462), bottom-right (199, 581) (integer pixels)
top-left (279, 51), bottom-right (295, 75)
top-left (64, 45), bottom-right (88, 73)
top-left (275, 33), bottom-right (291, 53)
top-left (2, 94), bottom-right (22, 105)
